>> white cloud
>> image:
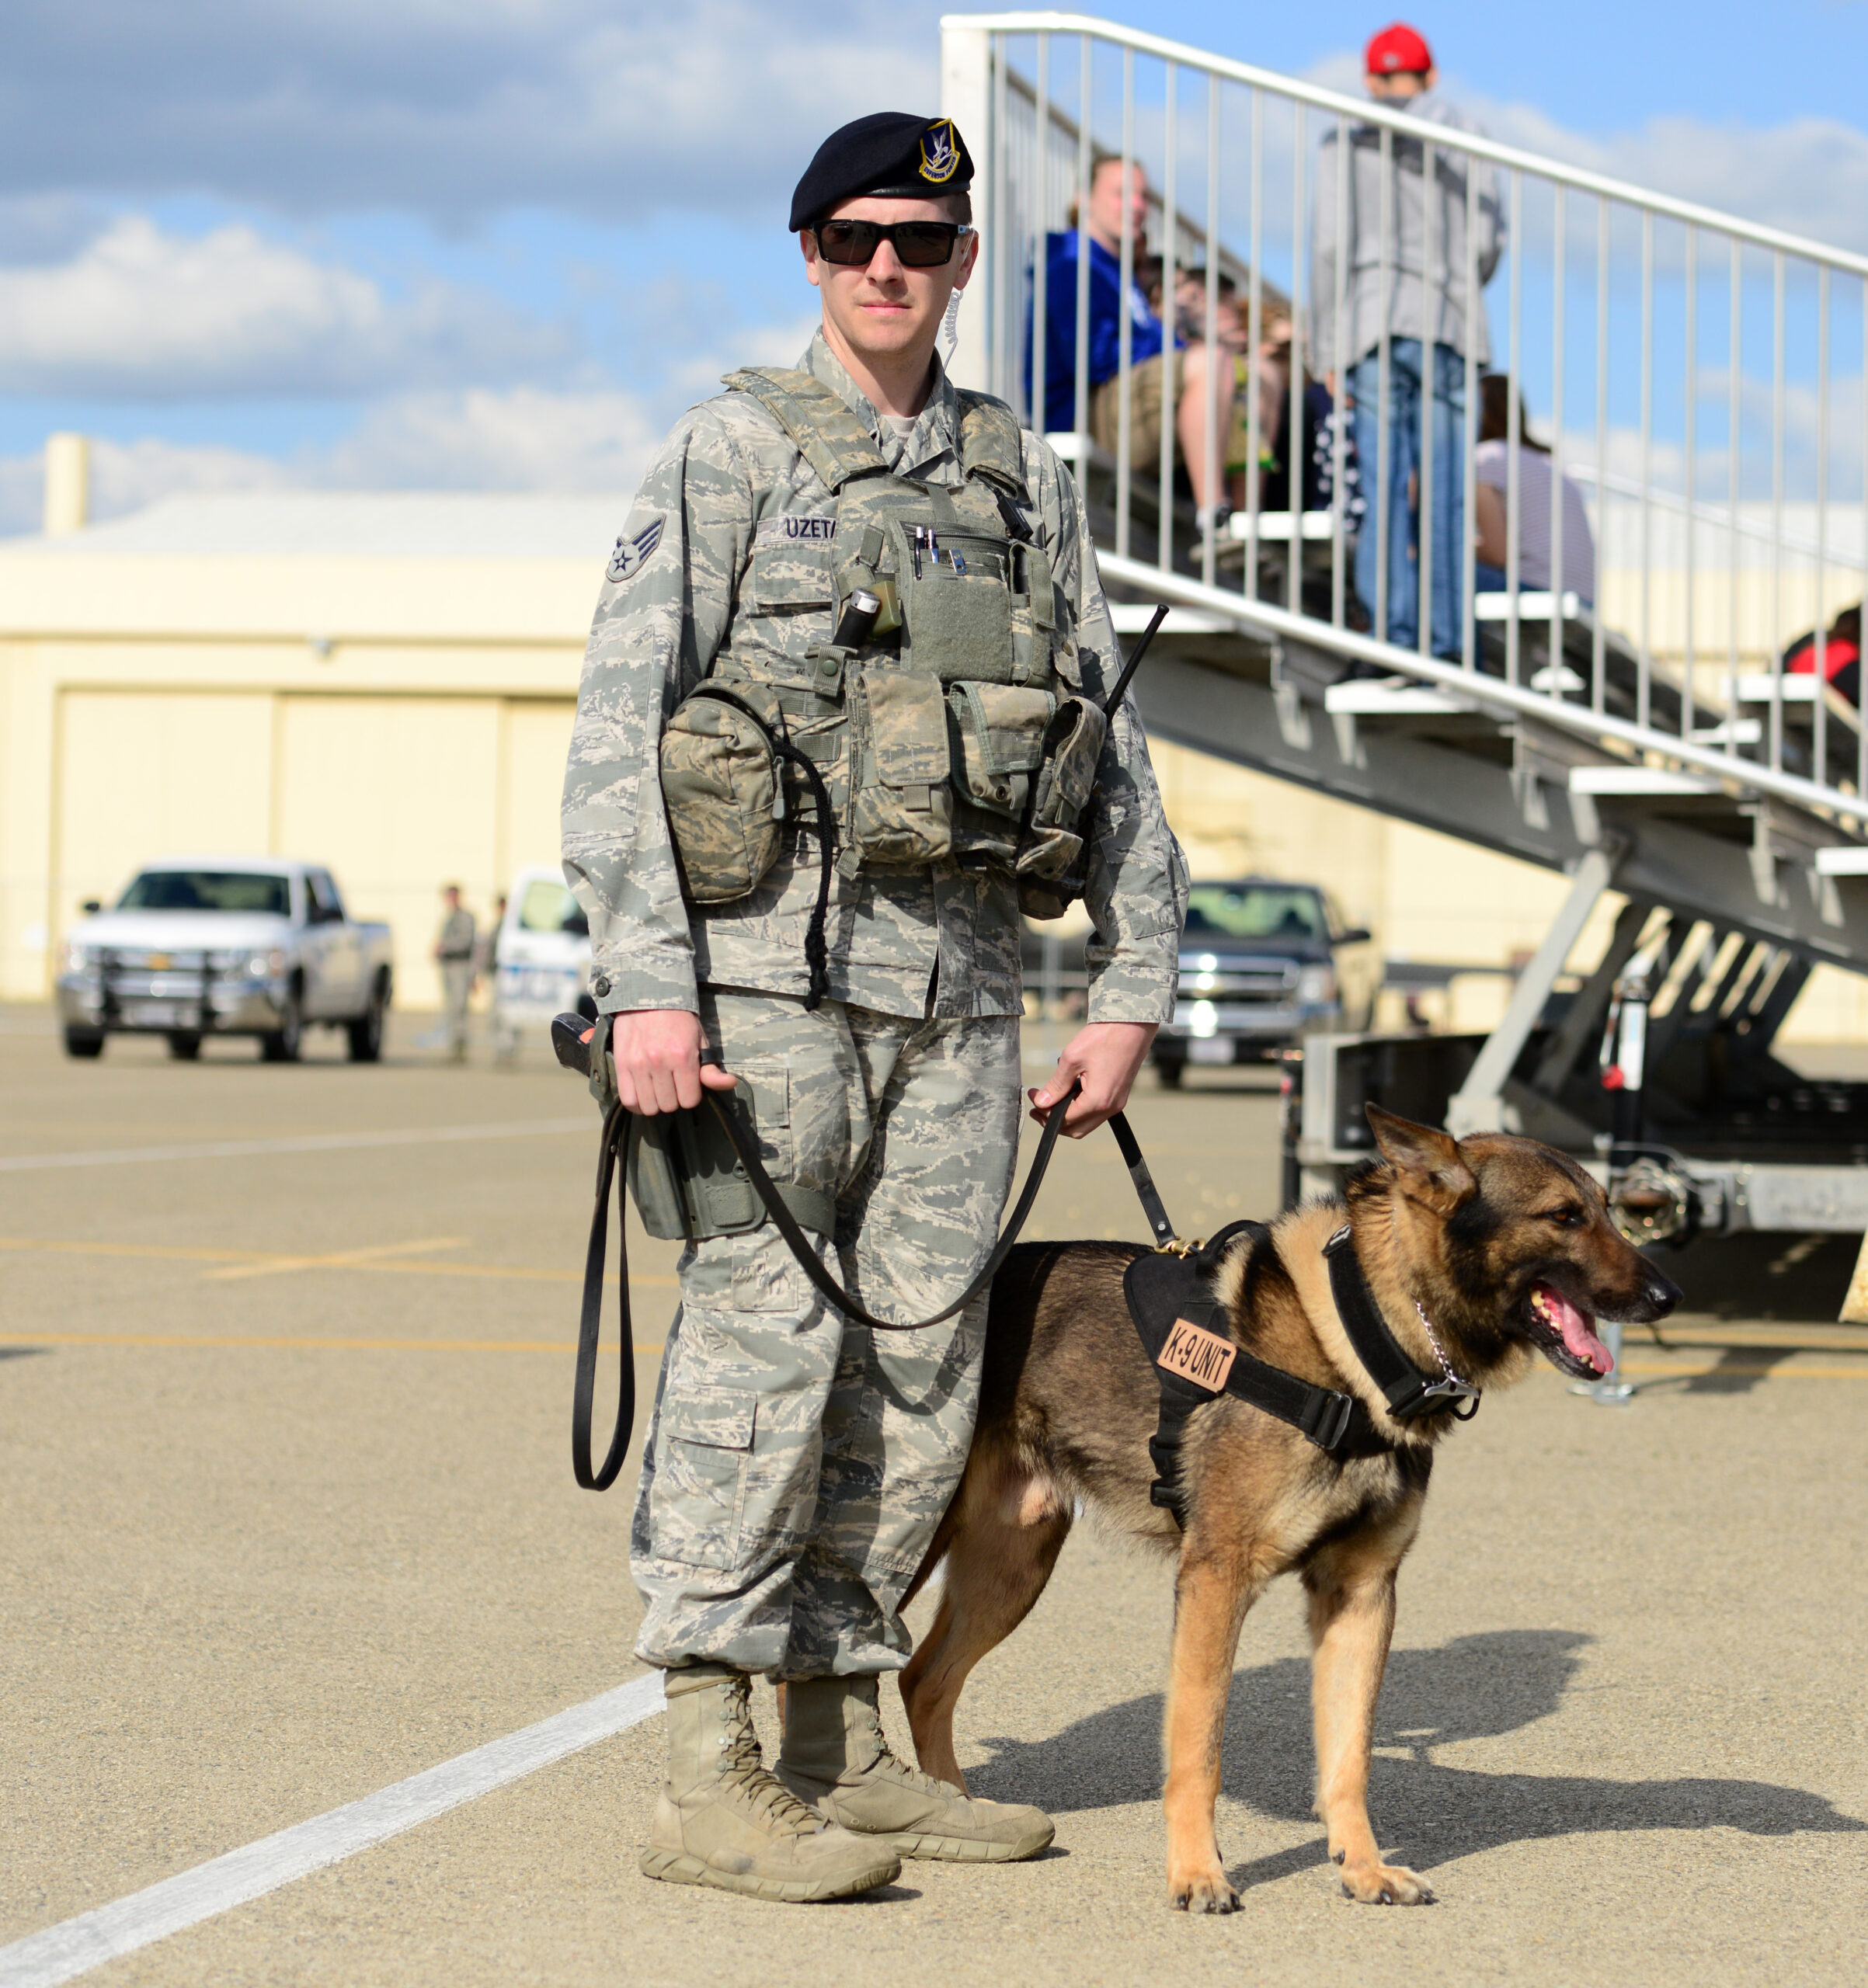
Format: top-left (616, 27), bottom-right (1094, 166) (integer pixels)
top-left (320, 384), bottom-right (663, 490)
top-left (0, 432), bottom-right (288, 535)
top-left (662, 311), bottom-right (826, 405)
top-left (0, 214), bottom-right (565, 397)
top-left (0, 0), bottom-right (943, 223)
top-left (0, 376), bottom-right (691, 533)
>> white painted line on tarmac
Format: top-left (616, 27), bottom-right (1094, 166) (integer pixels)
top-left (0, 1670), bottom-right (666, 1988)
top-left (0, 1117), bottom-right (589, 1174)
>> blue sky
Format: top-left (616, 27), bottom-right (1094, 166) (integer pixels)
top-left (0, 0), bottom-right (1863, 530)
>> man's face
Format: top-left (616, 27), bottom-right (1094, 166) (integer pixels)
top-left (1365, 67), bottom-right (1435, 101)
top-left (1087, 161), bottom-right (1149, 251)
top-left (802, 196), bottom-right (976, 368)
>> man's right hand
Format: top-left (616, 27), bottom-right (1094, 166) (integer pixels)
top-left (606, 1007), bottom-right (736, 1115)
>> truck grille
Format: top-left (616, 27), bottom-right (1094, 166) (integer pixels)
top-left (1178, 957), bottom-right (1298, 1003)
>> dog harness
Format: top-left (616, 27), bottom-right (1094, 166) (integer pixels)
top-left (1124, 1213), bottom-right (1484, 1531)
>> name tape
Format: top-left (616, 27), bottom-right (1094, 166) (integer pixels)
top-left (754, 513), bottom-right (837, 548)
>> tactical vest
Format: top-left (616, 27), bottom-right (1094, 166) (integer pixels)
top-left (659, 366), bottom-right (1106, 916)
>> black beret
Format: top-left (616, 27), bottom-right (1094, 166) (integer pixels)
top-left (788, 113), bottom-right (973, 232)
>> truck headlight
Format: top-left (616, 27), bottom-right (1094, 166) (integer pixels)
top-left (252, 950), bottom-right (286, 979)
top-left (1297, 964), bottom-right (1337, 1006)
top-left (62, 940), bottom-right (92, 975)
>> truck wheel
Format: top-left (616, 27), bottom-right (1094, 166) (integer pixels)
top-left (63, 1026), bottom-right (105, 1059)
top-left (1155, 1054), bottom-right (1185, 1090)
top-left (167, 1033), bottom-right (202, 1061)
top-left (261, 989), bottom-right (304, 1063)
top-left (346, 980), bottom-right (386, 1063)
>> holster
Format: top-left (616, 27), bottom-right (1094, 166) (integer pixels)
top-left (590, 1040), bottom-right (835, 1243)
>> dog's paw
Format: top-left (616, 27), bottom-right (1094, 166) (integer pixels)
top-left (1337, 1857), bottom-right (1435, 1906)
top-left (1168, 1866), bottom-right (1241, 1914)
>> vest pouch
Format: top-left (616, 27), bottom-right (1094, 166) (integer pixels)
top-left (948, 682), bottom-right (1055, 816)
top-left (1018, 866), bottom-right (1083, 920)
top-left (894, 521), bottom-right (1021, 685)
top-left (659, 687), bottom-right (783, 904)
top-left (851, 666), bottom-right (955, 866)
top-left (1028, 696), bottom-right (1108, 832)
top-left (627, 1095), bottom-right (836, 1242)
top-left (1014, 822), bottom-right (1085, 887)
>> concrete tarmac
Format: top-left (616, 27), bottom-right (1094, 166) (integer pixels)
top-left (2, 1007), bottom-right (1865, 1986)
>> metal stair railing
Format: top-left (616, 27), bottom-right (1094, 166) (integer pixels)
top-left (1094, 549), bottom-right (1868, 831)
top-left (941, 11), bottom-right (1868, 839)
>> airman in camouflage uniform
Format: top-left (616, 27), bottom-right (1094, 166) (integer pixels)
top-left (562, 112), bottom-right (1186, 1903)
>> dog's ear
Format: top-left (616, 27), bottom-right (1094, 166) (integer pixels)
top-left (1365, 1103), bottom-right (1477, 1208)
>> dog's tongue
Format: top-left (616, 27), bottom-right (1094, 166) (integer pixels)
top-left (1539, 1284), bottom-right (1612, 1374)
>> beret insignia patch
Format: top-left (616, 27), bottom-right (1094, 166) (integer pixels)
top-left (607, 514), bottom-right (665, 584)
top-left (919, 119), bottom-right (960, 185)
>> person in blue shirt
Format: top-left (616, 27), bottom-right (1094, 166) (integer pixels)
top-left (1029, 156), bottom-right (1236, 523)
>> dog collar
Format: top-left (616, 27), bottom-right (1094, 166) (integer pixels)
top-left (1323, 1225), bottom-right (1483, 1423)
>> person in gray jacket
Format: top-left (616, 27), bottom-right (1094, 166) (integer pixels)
top-left (1310, 23), bottom-right (1504, 658)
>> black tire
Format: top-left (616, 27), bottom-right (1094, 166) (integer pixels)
top-left (346, 978), bottom-right (387, 1063)
top-left (63, 1026), bottom-right (105, 1059)
top-left (167, 1032), bottom-right (202, 1061)
top-left (1155, 1054), bottom-right (1185, 1090)
top-left (261, 987), bottom-right (304, 1063)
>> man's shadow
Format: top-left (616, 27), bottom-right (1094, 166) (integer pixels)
top-left (951, 1629), bottom-right (1863, 1881)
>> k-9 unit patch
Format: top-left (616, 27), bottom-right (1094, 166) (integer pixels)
top-left (1158, 1316), bottom-right (1238, 1390)
top-left (607, 515), bottom-right (666, 584)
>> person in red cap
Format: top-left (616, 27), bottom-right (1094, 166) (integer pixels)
top-left (1311, 25), bottom-right (1504, 658)
top-left (1364, 21), bottom-right (1435, 89)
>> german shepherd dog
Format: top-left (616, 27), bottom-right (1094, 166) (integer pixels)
top-left (898, 1107), bottom-right (1680, 1912)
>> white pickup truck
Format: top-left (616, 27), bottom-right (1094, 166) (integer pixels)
top-left (57, 857), bottom-right (394, 1063)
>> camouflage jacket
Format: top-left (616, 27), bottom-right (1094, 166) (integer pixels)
top-left (563, 331), bottom-right (1187, 1024)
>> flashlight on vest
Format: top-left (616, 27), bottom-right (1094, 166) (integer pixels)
top-left (833, 589), bottom-right (881, 651)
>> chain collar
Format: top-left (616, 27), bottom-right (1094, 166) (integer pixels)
top-left (1413, 1299), bottom-right (1483, 1417)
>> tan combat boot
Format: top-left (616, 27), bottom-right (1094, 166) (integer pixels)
top-left (640, 1665), bottom-right (901, 1903)
top-left (776, 1675), bottom-right (1055, 1863)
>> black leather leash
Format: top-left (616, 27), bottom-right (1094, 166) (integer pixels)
top-left (563, 1016), bottom-right (1481, 1505)
top-left (685, 1052), bottom-right (1083, 1337)
top-left (572, 1097), bottom-right (633, 1489)
top-left (557, 1014), bottom-right (1125, 1489)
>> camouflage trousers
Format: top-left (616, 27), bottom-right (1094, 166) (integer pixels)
top-left (440, 961), bottom-right (474, 1056)
top-left (630, 990), bottom-right (1021, 1679)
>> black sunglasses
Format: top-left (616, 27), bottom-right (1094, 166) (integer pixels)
top-left (812, 219), bottom-right (974, 269)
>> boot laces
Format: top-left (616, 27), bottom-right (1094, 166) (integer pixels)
top-left (862, 1728), bottom-right (962, 1801)
top-left (717, 1694), bottom-right (823, 1835)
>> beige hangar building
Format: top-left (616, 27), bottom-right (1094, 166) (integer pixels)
top-left (1, 433), bottom-right (1863, 1038)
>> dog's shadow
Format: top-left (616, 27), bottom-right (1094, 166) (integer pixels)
top-left (951, 1628), bottom-right (1864, 1879)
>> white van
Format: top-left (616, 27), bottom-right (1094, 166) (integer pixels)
top-left (490, 867), bottom-right (592, 1062)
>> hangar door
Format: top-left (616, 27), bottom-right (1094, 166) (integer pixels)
top-left (54, 690), bottom-right (579, 1009)
top-left (502, 700), bottom-right (578, 880)
top-left (276, 696), bottom-right (501, 1009)
top-left (57, 691), bottom-right (273, 921)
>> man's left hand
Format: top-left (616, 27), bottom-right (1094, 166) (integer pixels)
top-left (1028, 1021), bottom-right (1158, 1137)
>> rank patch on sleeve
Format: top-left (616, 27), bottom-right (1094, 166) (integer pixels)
top-left (607, 515), bottom-right (666, 584)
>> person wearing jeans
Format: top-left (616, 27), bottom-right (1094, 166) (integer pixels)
top-left (1310, 23), bottom-right (1504, 657)
top-left (1347, 337), bottom-right (1466, 656)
